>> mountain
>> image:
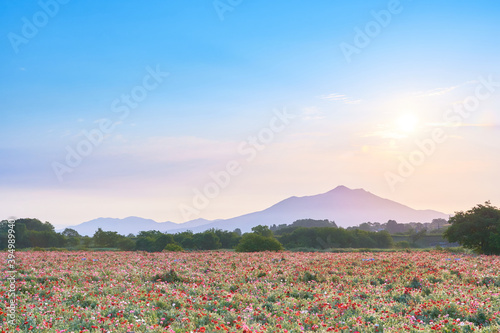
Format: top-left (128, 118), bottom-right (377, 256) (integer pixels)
top-left (168, 186), bottom-right (449, 233)
top-left (67, 216), bottom-right (213, 236)
top-left (68, 186), bottom-right (449, 235)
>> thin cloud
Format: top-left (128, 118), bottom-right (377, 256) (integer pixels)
top-left (320, 93), bottom-right (361, 104)
top-left (427, 122), bottom-right (496, 128)
top-left (414, 80), bottom-right (478, 97)
top-left (301, 106), bottom-right (325, 120)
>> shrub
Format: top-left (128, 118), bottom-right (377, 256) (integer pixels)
top-left (117, 238), bottom-right (135, 251)
top-left (395, 241), bottom-right (410, 249)
top-left (152, 269), bottom-right (186, 283)
top-left (164, 243), bottom-right (184, 252)
top-left (236, 234), bottom-right (283, 252)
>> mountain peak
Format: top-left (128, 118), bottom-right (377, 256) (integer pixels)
top-left (329, 185), bottom-right (368, 194)
top-left (69, 187), bottom-right (449, 235)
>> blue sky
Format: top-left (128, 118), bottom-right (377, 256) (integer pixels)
top-left (1, 0), bottom-right (500, 227)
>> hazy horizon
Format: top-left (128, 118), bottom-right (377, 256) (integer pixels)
top-left (1, 1), bottom-right (499, 228)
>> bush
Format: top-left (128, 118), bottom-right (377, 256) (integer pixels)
top-left (236, 234), bottom-right (283, 252)
top-left (395, 241), bottom-right (410, 249)
top-left (164, 243), bottom-right (184, 252)
top-left (117, 238), bottom-right (135, 251)
top-left (152, 269), bottom-right (186, 283)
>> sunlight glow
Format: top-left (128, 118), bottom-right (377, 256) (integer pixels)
top-left (396, 114), bottom-right (419, 133)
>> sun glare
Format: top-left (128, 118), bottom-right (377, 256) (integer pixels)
top-left (396, 114), bottom-right (419, 133)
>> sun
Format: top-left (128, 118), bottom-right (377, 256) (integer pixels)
top-left (396, 114), bottom-right (419, 133)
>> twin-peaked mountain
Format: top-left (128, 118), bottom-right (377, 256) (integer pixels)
top-left (69, 186), bottom-right (449, 236)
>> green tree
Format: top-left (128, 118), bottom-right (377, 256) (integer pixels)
top-left (16, 218), bottom-right (54, 232)
top-left (153, 234), bottom-right (174, 252)
top-left (93, 228), bottom-right (121, 248)
top-left (29, 230), bottom-right (65, 248)
top-left (431, 218), bottom-right (448, 230)
top-left (444, 201), bottom-right (500, 255)
top-left (164, 243), bottom-right (184, 252)
top-left (213, 229), bottom-right (241, 249)
top-left (194, 231), bottom-right (221, 250)
top-left (173, 231), bottom-right (195, 249)
top-left (136, 237), bottom-right (155, 252)
top-left (409, 228), bottom-right (427, 247)
top-left (236, 233), bottom-right (283, 252)
top-left (1, 219), bottom-right (62, 248)
top-left (372, 230), bottom-right (394, 248)
top-left (134, 230), bottom-right (169, 252)
top-left (251, 225), bottom-right (273, 238)
top-left (62, 228), bottom-right (81, 247)
top-left (117, 237), bottom-right (136, 251)
top-left (236, 225), bottom-right (283, 252)
top-left (62, 228), bottom-right (80, 237)
top-left (81, 236), bottom-right (92, 248)
top-left (385, 220), bottom-right (405, 234)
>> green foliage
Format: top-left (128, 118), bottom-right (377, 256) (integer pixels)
top-left (0, 218), bottom-right (64, 249)
top-left (272, 219), bottom-right (337, 235)
top-left (81, 236), bottom-right (92, 248)
top-left (301, 271), bottom-right (323, 282)
top-left (212, 229), bottom-right (241, 249)
top-left (277, 226), bottom-right (394, 250)
top-left (236, 227), bottom-right (283, 252)
top-left (93, 228), bottom-right (122, 248)
top-left (133, 230), bottom-right (173, 252)
top-left (30, 230), bottom-right (66, 248)
top-left (409, 228), bottom-right (427, 246)
top-left (135, 236), bottom-right (155, 252)
top-left (444, 201), bottom-right (500, 254)
top-left (152, 269), bottom-right (186, 283)
top-left (193, 231), bottom-right (222, 250)
top-left (62, 228), bottom-right (80, 238)
top-left (164, 243), bottom-right (184, 252)
top-left (251, 225), bottom-right (273, 238)
top-left (395, 241), bottom-right (411, 249)
top-left (372, 230), bottom-right (394, 248)
top-left (117, 237), bottom-right (135, 251)
top-left (406, 277), bottom-right (422, 289)
top-left (153, 234), bottom-right (174, 252)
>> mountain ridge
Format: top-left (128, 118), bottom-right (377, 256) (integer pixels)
top-left (66, 186), bottom-right (449, 235)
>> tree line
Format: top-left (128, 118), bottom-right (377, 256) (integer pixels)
top-left (1, 202), bottom-right (499, 254)
top-left (0, 218), bottom-right (391, 251)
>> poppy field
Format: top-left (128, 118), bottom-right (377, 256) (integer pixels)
top-left (1, 251), bottom-right (499, 332)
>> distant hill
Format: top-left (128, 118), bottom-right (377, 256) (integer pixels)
top-left (169, 185), bottom-right (449, 233)
top-left (67, 186), bottom-right (449, 235)
top-left (67, 216), bottom-right (213, 236)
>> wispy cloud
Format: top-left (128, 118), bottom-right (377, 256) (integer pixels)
top-left (301, 106), bottom-right (325, 120)
top-left (414, 80), bottom-right (478, 97)
top-left (363, 129), bottom-right (409, 140)
top-left (320, 93), bottom-right (361, 104)
top-left (427, 122), bottom-right (496, 128)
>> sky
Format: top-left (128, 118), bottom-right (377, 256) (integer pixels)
top-left (1, 0), bottom-right (499, 228)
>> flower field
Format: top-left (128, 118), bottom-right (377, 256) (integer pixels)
top-left (1, 251), bottom-right (499, 332)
